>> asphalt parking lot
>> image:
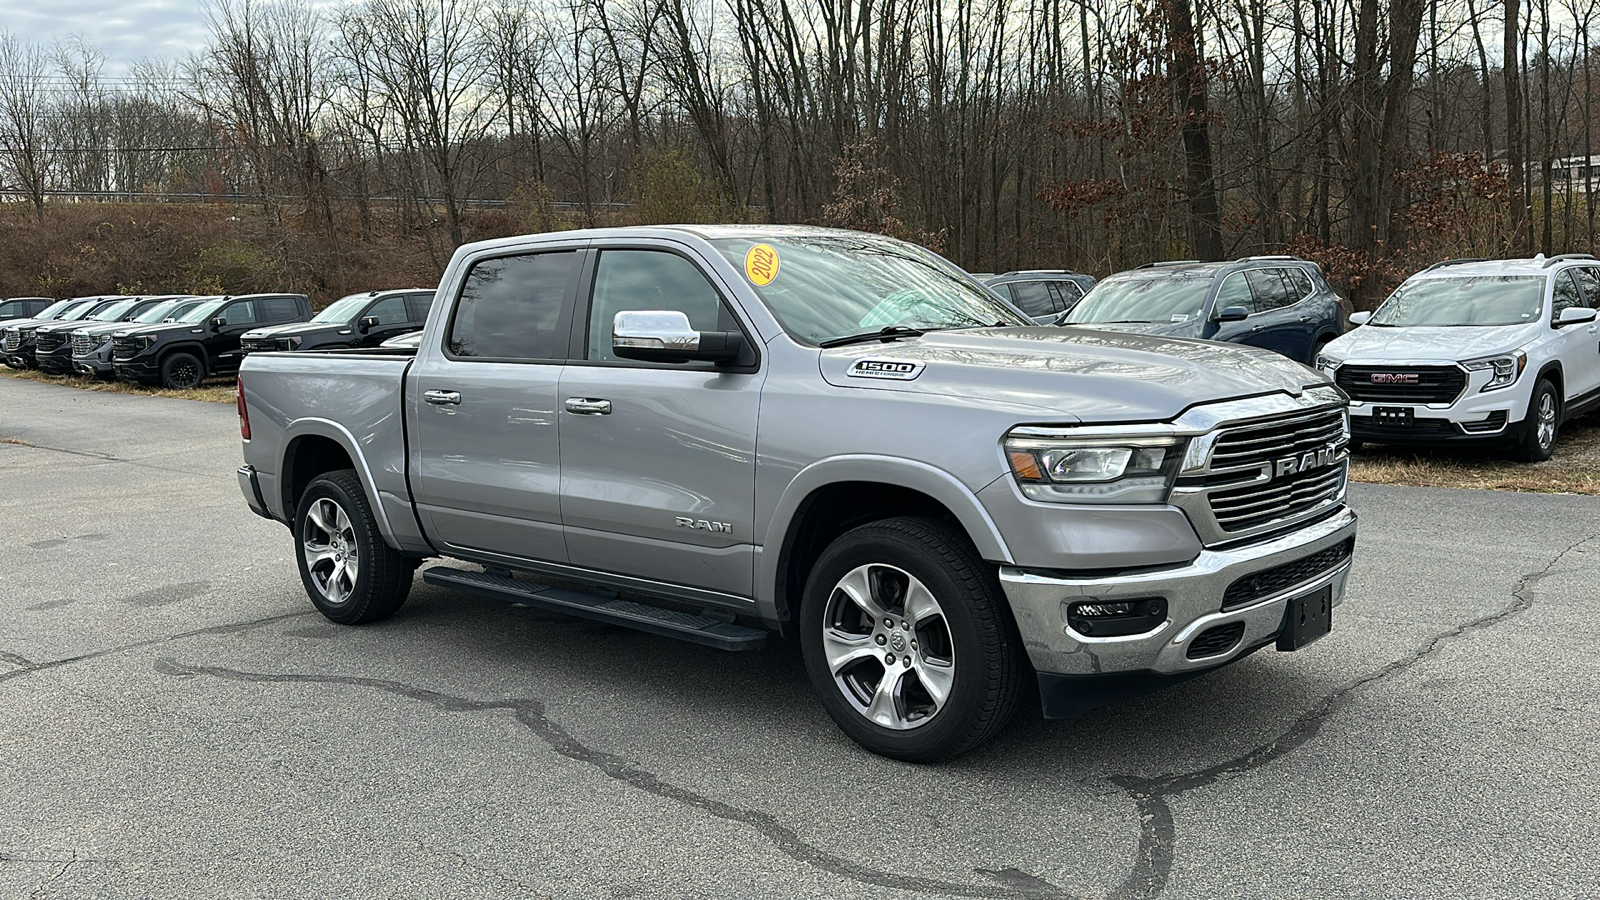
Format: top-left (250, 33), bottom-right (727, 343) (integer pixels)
top-left (2, 375), bottom-right (1597, 900)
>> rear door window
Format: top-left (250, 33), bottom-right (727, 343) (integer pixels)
top-left (1244, 269), bottom-right (1295, 313)
top-left (261, 297), bottom-right (300, 322)
top-left (405, 293), bottom-right (435, 322)
top-left (447, 251), bottom-right (581, 360)
top-left (1005, 281), bottom-right (1057, 317)
top-left (1285, 267), bottom-right (1315, 300)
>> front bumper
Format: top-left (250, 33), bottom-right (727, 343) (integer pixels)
top-left (113, 356), bottom-right (161, 383)
top-left (35, 347), bottom-right (75, 374)
top-left (1000, 505), bottom-right (1356, 709)
top-left (74, 352), bottom-right (113, 376)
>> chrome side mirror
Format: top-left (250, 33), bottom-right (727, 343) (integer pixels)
top-left (612, 310), bottom-right (744, 364)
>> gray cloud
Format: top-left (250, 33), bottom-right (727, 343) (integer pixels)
top-left (2, 0), bottom-right (213, 74)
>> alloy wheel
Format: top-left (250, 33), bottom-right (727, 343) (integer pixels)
top-left (302, 497), bottom-right (359, 605)
top-left (820, 563), bottom-right (956, 730)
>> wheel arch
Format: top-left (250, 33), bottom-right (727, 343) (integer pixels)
top-left (279, 418), bottom-right (400, 546)
top-left (1534, 360), bottom-right (1564, 405)
top-left (159, 341), bottom-right (212, 374)
top-left (757, 457), bottom-right (1013, 634)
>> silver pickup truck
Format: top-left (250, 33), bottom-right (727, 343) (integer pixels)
top-left (237, 225), bottom-right (1357, 761)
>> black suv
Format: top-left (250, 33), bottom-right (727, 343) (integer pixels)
top-left (241, 288), bottom-right (434, 354)
top-left (0, 297), bottom-right (54, 321)
top-left (984, 271), bottom-right (1098, 324)
top-left (3, 297), bottom-right (125, 369)
top-left (1058, 256), bottom-right (1351, 364)
top-left (71, 296), bottom-right (205, 378)
top-left (33, 296), bottom-right (192, 374)
top-left (113, 293), bottom-right (312, 388)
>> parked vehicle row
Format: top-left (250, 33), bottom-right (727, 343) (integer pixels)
top-left (1, 288), bottom-right (435, 389)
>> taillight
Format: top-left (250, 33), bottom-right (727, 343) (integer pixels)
top-left (237, 375), bottom-right (251, 440)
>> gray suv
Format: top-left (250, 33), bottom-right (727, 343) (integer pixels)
top-left (984, 271), bottom-right (1097, 324)
top-left (237, 226), bottom-right (1357, 761)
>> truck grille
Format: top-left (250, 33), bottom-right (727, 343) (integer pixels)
top-left (34, 331), bottom-right (66, 353)
top-left (1, 331), bottom-right (18, 352)
top-left (71, 333), bottom-right (97, 355)
top-left (1335, 365), bottom-right (1466, 404)
top-left (112, 336), bottom-right (142, 359)
top-left (1201, 407), bottom-right (1348, 537)
top-left (1221, 537), bottom-right (1354, 611)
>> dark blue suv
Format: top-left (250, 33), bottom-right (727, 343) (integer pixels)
top-left (1056, 256), bottom-right (1350, 364)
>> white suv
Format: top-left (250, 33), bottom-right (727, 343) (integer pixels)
top-left (1315, 254), bottom-right (1600, 461)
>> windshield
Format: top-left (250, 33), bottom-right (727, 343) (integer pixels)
top-left (89, 300), bottom-right (140, 322)
top-left (177, 299), bottom-right (228, 324)
top-left (312, 294), bottom-right (370, 323)
top-left (1370, 276), bottom-right (1545, 327)
top-left (36, 299), bottom-right (76, 319)
top-left (708, 234), bottom-right (1026, 344)
top-left (1065, 271), bottom-right (1216, 324)
top-left (60, 300), bottom-right (110, 321)
top-left (134, 300), bottom-right (187, 324)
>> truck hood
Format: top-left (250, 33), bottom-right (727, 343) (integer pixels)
top-left (71, 321), bottom-right (138, 338)
top-left (114, 322), bottom-right (209, 340)
top-left (1325, 323), bottom-right (1540, 362)
top-left (36, 319), bottom-right (112, 335)
top-left (242, 322), bottom-right (343, 341)
top-left (818, 327), bottom-right (1325, 423)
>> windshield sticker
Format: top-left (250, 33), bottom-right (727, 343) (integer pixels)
top-left (745, 244), bottom-right (781, 286)
top-left (848, 358), bottom-right (924, 380)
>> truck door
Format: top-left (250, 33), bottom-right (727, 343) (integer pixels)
top-left (209, 298), bottom-right (260, 374)
top-left (408, 249), bottom-right (584, 564)
top-left (355, 293), bottom-right (416, 347)
top-left (556, 245), bottom-right (764, 600)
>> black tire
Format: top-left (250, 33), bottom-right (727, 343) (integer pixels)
top-left (293, 469), bottom-right (413, 624)
top-left (1514, 379), bottom-right (1560, 462)
top-left (160, 351), bottom-right (205, 389)
top-left (799, 517), bottom-right (1025, 762)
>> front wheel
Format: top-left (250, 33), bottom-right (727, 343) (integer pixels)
top-left (160, 352), bottom-right (204, 389)
top-left (293, 469), bottom-right (413, 624)
top-left (799, 517), bottom-right (1025, 762)
top-left (1514, 379), bottom-right (1560, 462)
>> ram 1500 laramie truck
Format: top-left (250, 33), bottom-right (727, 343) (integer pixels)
top-left (237, 225), bottom-right (1357, 761)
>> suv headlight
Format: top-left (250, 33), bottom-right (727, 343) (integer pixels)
top-left (1314, 351), bottom-right (1343, 373)
top-left (1464, 351), bottom-right (1525, 392)
top-left (1004, 435), bottom-right (1186, 504)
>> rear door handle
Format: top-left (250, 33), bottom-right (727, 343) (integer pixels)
top-left (565, 397), bottom-right (612, 415)
top-left (423, 390), bottom-right (461, 406)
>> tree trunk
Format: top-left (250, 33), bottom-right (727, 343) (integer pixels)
top-left (1166, 0), bottom-right (1223, 260)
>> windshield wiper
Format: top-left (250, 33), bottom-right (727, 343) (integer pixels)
top-left (819, 325), bottom-right (928, 348)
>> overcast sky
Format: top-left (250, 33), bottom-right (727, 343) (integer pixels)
top-left (2, 0), bottom-right (213, 75)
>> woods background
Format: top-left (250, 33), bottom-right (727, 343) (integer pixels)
top-left (0, 0), bottom-right (1594, 306)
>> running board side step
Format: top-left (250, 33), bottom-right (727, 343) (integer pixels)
top-left (421, 566), bottom-right (768, 651)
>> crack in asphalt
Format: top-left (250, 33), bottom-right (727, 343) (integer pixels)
top-left (0, 613), bottom-right (305, 686)
top-left (1104, 532), bottom-right (1598, 900)
top-left (1, 435), bottom-right (230, 480)
top-left (154, 658), bottom-right (1080, 900)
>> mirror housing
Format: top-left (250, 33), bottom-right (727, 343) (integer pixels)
top-left (1214, 305), bottom-right (1250, 323)
top-left (612, 310), bottom-right (744, 364)
top-left (210, 317), bottom-right (227, 331)
top-left (358, 315), bottom-right (379, 333)
top-left (1557, 306), bottom-right (1598, 326)
top-left (1348, 311), bottom-right (1373, 326)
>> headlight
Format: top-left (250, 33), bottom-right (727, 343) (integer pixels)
top-left (1463, 351), bottom-right (1525, 392)
top-left (138, 335), bottom-right (158, 350)
top-left (1314, 351), bottom-right (1342, 372)
top-left (94, 334), bottom-right (110, 346)
top-left (1004, 435), bottom-right (1185, 504)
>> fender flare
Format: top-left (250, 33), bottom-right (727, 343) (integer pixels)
top-left (157, 341), bottom-right (213, 373)
top-left (755, 455), bottom-right (1014, 623)
top-left (279, 417), bottom-right (400, 545)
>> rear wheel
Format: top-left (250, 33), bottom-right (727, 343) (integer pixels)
top-left (1514, 379), bottom-right (1560, 462)
top-left (160, 352), bottom-right (204, 389)
top-left (799, 517), bottom-right (1025, 762)
top-left (293, 469), bottom-right (413, 624)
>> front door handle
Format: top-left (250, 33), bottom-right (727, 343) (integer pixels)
top-left (565, 397), bottom-right (612, 415)
top-left (1299, 315), bottom-right (1313, 322)
top-left (1251, 324), bottom-right (1265, 332)
top-left (423, 390), bottom-right (461, 406)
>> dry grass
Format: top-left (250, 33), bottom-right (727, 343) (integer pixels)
top-left (0, 366), bottom-right (236, 404)
top-left (1349, 413), bottom-right (1600, 494)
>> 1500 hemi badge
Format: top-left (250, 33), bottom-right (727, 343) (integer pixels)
top-left (848, 358), bottom-right (924, 380)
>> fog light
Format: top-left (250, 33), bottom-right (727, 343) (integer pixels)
top-left (1067, 597), bottom-right (1168, 637)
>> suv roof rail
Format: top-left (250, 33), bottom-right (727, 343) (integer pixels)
top-left (1423, 258), bottom-right (1487, 271)
top-left (1001, 269), bottom-right (1073, 275)
top-left (1136, 260), bottom-right (1201, 269)
top-left (1542, 253), bottom-right (1598, 267)
top-left (1235, 254), bottom-right (1300, 262)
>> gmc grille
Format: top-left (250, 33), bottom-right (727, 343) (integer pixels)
top-left (1201, 407), bottom-right (1348, 536)
top-left (34, 332), bottom-right (66, 353)
top-left (1, 331), bottom-right (19, 352)
top-left (71, 333), bottom-right (96, 355)
top-left (1335, 365), bottom-right (1466, 404)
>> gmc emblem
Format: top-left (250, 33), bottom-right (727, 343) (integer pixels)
top-left (1370, 372), bottom-right (1420, 384)
top-left (1274, 446), bottom-right (1341, 479)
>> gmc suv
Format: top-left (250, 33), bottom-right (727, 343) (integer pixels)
top-left (113, 293), bottom-right (311, 388)
top-left (236, 226), bottom-right (1357, 761)
top-left (1318, 254), bottom-right (1600, 460)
